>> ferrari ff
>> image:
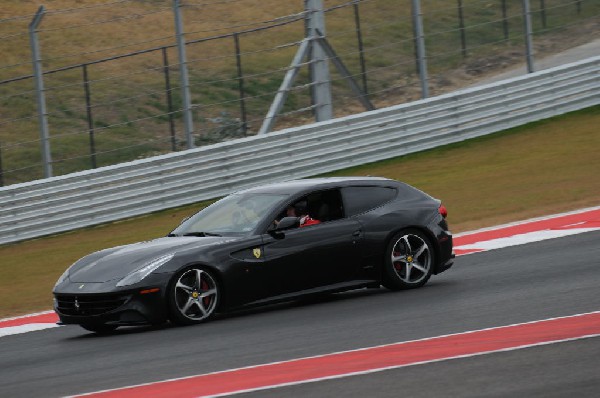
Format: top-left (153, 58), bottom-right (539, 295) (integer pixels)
top-left (53, 177), bottom-right (454, 333)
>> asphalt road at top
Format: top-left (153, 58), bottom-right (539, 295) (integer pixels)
top-left (1, 231), bottom-right (599, 398)
top-left (473, 38), bottom-right (600, 86)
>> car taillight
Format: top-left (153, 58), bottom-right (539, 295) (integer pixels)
top-left (438, 203), bottom-right (448, 219)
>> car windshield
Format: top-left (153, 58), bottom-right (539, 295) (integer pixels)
top-left (171, 193), bottom-right (288, 236)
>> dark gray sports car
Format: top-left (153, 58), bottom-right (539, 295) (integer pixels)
top-left (53, 177), bottom-right (454, 332)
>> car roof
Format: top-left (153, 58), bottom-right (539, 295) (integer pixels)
top-left (238, 177), bottom-right (398, 195)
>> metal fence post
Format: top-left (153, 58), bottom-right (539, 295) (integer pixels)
top-left (353, 0), bottom-right (368, 95)
top-left (522, 0), bottom-right (535, 73)
top-left (305, 0), bottom-right (333, 122)
top-left (501, 0), bottom-right (509, 40)
top-left (233, 33), bottom-right (248, 136)
top-left (82, 64), bottom-right (97, 169)
top-left (173, 0), bottom-right (195, 149)
top-left (161, 47), bottom-right (177, 151)
top-left (29, 6), bottom-right (53, 178)
top-left (457, 0), bottom-right (467, 58)
top-left (539, 0), bottom-right (547, 29)
top-left (411, 0), bottom-right (429, 98)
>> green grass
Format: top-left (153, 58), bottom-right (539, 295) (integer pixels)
top-left (0, 106), bottom-right (598, 318)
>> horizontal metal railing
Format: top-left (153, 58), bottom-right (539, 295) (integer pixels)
top-left (0, 56), bottom-right (598, 245)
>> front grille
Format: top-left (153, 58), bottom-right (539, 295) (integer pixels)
top-left (55, 294), bottom-right (129, 316)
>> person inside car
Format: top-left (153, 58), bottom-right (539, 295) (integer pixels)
top-left (291, 201), bottom-right (320, 227)
top-left (273, 201), bottom-right (320, 228)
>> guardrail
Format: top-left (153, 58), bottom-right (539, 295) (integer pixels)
top-left (0, 56), bottom-right (598, 245)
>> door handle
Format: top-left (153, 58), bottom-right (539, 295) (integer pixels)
top-left (352, 230), bottom-right (362, 237)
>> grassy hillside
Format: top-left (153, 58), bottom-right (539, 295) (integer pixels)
top-left (0, 105), bottom-right (598, 318)
top-left (1, 0), bottom-right (598, 184)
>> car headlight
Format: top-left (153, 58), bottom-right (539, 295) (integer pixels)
top-left (116, 253), bottom-right (175, 287)
top-left (53, 268), bottom-right (70, 289)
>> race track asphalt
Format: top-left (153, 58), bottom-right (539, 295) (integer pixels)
top-left (1, 230), bottom-right (599, 398)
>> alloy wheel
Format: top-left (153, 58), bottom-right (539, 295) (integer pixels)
top-left (173, 268), bottom-right (218, 322)
top-left (391, 233), bottom-right (432, 285)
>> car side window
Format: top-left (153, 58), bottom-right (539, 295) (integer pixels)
top-left (272, 189), bottom-right (345, 227)
top-left (305, 189), bottom-right (344, 222)
top-left (341, 186), bottom-right (397, 217)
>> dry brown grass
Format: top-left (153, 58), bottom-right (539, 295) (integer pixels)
top-left (2, 0), bottom-right (598, 185)
top-left (0, 1), bottom-right (306, 72)
top-left (0, 106), bottom-right (598, 318)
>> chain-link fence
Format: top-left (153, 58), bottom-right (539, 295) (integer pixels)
top-left (0, 0), bottom-right (598, 186)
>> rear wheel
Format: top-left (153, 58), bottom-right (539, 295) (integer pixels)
top-left (382, 229), bottom-right (434, 290)
top-left (168, 267), bottom-right (220, 325)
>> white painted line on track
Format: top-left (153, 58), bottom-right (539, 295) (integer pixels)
top-left (0, 323), bottom-right (60, 337)
top-left (455, 227), bottom-right (598, 252)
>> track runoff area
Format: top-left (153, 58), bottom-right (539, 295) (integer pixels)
top-left (1, 206), bottom-right (599, 397)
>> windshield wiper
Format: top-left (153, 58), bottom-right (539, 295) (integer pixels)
top-left (182, 231), bottom-right (222, 237)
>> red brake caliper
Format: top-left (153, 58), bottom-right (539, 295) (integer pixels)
top-left (201, 279), bottom-right (211, 307)
top-left (393, 251), bottom-right (402, 271)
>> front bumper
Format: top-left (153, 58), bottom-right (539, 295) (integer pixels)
top-left (54, 289), bottom-right (167, 327)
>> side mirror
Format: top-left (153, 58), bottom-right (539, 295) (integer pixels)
top-left (276, 217), bottom-right (300, 231)
top-left (268, 217), bottom-right (299, 239)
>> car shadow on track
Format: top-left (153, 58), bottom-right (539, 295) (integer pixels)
top-left (66, 281), bottom-right (458, 338)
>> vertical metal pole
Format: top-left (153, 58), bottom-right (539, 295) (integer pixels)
top-left (411, 20), bottom-right (420, 75)
top-left (305, 0), bottom-right (333, 122)
top-left (411, 0), bottom-right (429, 98)
top-left (457, 0), bottom-right (467, 58)
top-left (29, 5), bottom-right (52, 178)
top-left (304, 11), bottom-right (315, 111)
top-left (162, 47), bottom-right (177, 151)
top-left (539, 0), bottom-right (547, 29)
top-left (353, 1), bottom-right (368, 95)
top-left (522, 0), bottom-right (535, 73)
top-left (82, 64), bottom-right (97, 169)
top-left (233, 33), bottom-right (248, 136)
top-left (502, 0), bottom-right (509, 40)
top-left (173, 0), bottom-right (195, 149)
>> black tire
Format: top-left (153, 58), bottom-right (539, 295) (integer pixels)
top-left (382, 229), bottom-right (434, 290)
top-left (168, 267), bottom-right (220, 326)
top-left (80, 324), bottom-right (118, 334)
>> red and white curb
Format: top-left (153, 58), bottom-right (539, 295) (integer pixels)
top-left (0, 310), bottom-right (59, 337)
top-left (68, 311), bottom-right (600, 398)
top-left (453, 206), bottom-right (600, 255)
top-left (1, 205), bottom-right (599, 338)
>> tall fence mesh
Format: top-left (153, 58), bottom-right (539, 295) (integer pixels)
top-left (0, 0), bottom-right (598, 186)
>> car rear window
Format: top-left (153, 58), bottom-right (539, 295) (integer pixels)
top-left (342, 186), bottom-right (397, 216)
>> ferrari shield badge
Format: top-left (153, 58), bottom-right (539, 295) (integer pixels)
top-left (253, 248), bottom-right (261, 259)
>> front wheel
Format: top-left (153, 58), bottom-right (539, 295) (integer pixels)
top-left (382, 229), bottom-right (434, 290)
top-left (168, 267), bottom-right (220, 326)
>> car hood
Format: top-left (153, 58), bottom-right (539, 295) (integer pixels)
top-left (68, 236), bottom-right (237, 283)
